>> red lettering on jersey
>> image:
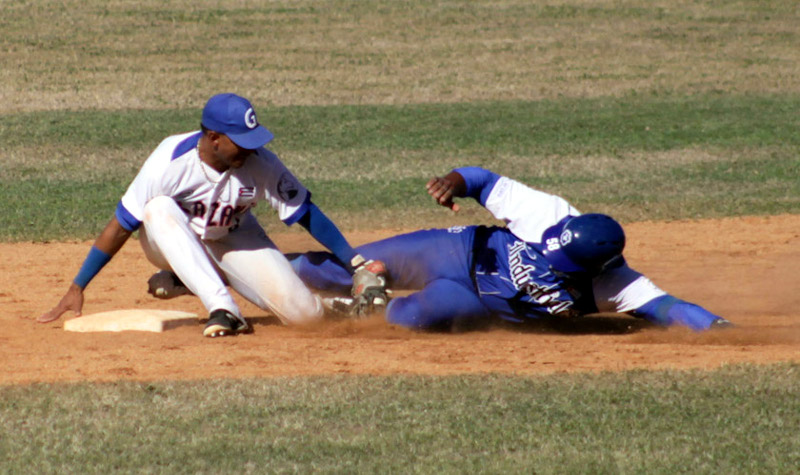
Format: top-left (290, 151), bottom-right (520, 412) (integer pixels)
top-left (193, 202), bottom-right (206, 218)
top-left (206, 202), bottom-right (221, 226)
top-left (219, 206), bottom-right (235, 227)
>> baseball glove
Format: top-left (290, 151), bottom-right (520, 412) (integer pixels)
top-left (349, 256), bottom-right (389, 317)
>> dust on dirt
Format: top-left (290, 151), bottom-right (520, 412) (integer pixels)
top-left (3, 215), bottom-right (799, 385)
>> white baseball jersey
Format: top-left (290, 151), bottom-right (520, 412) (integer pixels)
top-left (117, 131), bottom-right (309, 240)
top-left (481, 175), bottom-right (667, 314)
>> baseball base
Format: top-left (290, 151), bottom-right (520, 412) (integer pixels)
top-left (64, 309), bottom-right (199, 333)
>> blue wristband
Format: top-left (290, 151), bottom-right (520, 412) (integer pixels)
top-left (73, 246), bottom-right (112, 289)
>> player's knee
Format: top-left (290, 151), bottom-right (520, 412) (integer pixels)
top-left (275, 293), bottom-right (325, 326)
top-left (142, 196), bottom-right (183, 224)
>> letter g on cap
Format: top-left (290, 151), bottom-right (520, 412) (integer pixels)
top-left (244, 108), bottom-right (257, 129)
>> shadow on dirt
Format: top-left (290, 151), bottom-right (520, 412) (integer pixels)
top-left (245, 311), bottom-right (660, 337)
top-left (242, 315), bottom-right (284, 332)
top-left (448, 313), bottom-right (658, 335)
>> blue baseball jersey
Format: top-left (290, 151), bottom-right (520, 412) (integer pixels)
top-left (471, 225), bottom-right (587, 321)
top-left (466, 169), bottom-right (666, 318)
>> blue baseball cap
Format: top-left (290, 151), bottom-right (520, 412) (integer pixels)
top-left (201, 93), bottom-right (274, 150)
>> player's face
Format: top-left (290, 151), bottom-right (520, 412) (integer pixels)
top-left (213, 134), bottom-right (254, 170)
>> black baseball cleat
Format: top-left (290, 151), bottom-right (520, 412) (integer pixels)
top-left (710, 317), bottom-right (734, 329)
top-left (203, 309), bottom-right (249, 338)
top-left (148, 270), bottom-right (193, 299)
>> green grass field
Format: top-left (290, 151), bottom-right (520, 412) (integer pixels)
top-left (3, 0), bottom-right (800, 472)
top-left (3, 94), bottom-right (800, 240)
top-left (2, 365), bottom-right (799, 473)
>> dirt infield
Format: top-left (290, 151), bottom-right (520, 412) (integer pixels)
top-left (4, 215), bottom-right (800, 385)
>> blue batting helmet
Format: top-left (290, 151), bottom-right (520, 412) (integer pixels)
top-left (542, 213), bottom-right (626, 275)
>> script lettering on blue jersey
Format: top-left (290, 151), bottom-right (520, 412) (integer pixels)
top-left (507, 240), bottom-right (574, 315)
top-left (507, 241), bottom-right (537, 288)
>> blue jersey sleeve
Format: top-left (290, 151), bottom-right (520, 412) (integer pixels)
top-left (115, 201), bottom-right (142, 232)
top-left (297, 202), bottom-right (358, 271)
top-left (632, 295), bottom-right (722, 331)
top-left (453, 167), bottom-right (501, 206)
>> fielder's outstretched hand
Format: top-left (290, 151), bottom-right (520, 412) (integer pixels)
top-left (426, 171), bottom-right (467, 212)
top-left (38, 283), bottom-right (84, 323)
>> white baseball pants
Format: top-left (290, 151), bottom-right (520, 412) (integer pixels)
top-left (138, 196), bottom-right (324, 325)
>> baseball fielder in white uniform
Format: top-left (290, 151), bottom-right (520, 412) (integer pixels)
top-left (40, 93), bottom-right (387, 337)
